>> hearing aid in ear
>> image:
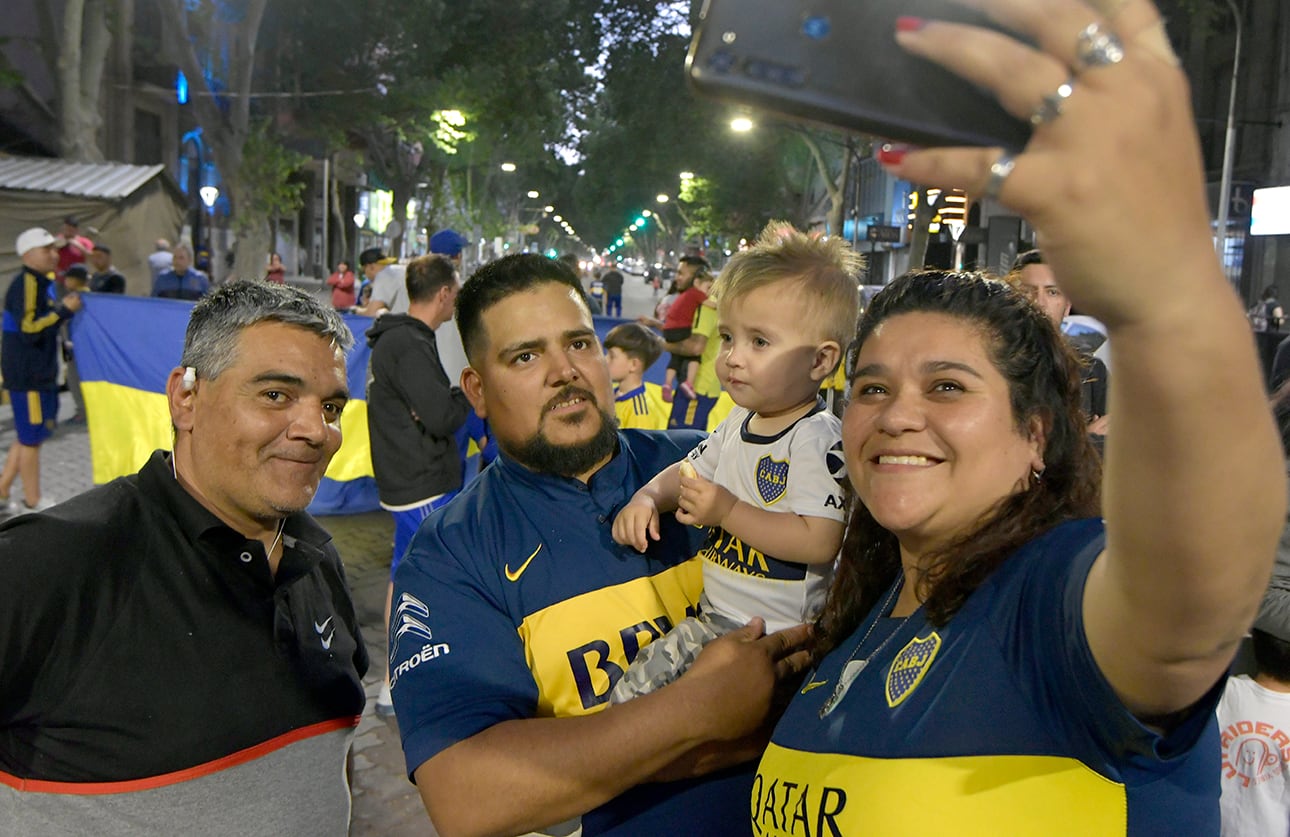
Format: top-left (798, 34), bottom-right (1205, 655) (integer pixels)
top-left (182, 367), bottom-right (197, 390)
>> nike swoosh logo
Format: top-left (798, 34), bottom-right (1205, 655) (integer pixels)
top-left (505, 545), bottom-right (542, 582)
top-left (800, 680), bottom-right (829, 694)
top-left (321, 630), bottom-right (335, 650)
top-left (314, 616), bottom-right (333, 634)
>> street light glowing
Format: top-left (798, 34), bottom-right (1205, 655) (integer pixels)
top-left (553, 215), bottom-right (563, 222)
top-left (730, 117), bottom-right (753, 132)
top-left (642, 209), bottom-right (652, 217)
top-left (199, 186), bottom-right (219, 208)
top-left (500, 162), bottom-right (517, 172)
top-left (679, 171), bottom-right (695, 180)
top-left (544, 205), bottom-right (554, 213)
top-left (353, 213), bottom-right (367, 228)
top-left (656, 194), bottom-right (669, 203)
top-left (527, 190), bottom-right (540, 199)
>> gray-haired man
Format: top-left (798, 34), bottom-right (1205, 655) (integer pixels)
top-left (0, 281), bottom-right (368, 835)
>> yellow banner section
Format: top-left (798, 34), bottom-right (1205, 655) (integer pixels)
top-left (81, 380), bottom-right (375, 485)
top-left (754, 743), bottom-right (1126, 836)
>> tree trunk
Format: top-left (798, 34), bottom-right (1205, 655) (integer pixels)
top-left (330, 170), bottom-right (348, 268)
top-left (57, 0), bottom-right (105, 161)
top-left (226, 166), bottom-right (271, 283)
top-left (391, 178), bottom-right (412, 257)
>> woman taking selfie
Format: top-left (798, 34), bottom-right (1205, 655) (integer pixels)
top-left (754, 0), bottom-right (1284, 833)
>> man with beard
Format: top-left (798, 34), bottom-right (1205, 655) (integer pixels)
top-left (389, 254), bottom-right (810, 837)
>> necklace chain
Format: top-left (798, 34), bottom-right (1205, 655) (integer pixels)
top-left (173, 450), bottom-right (286, 560)
top-left (819, 575), bottom-right (915, 718)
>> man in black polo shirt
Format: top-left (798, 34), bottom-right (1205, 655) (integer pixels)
top-left (0, 281), bottom-right (368, 835)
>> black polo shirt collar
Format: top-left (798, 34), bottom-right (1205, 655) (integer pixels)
top-left (139, 450), bottom-right (334, 586)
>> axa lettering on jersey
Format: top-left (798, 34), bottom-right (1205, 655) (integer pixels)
top-left (518, 562), bottom-right (703, 717)
top-left (750, 772), bottom-right (847, 837)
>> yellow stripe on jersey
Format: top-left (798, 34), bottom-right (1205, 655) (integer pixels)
top-left (754, 743), bottom-right (1126, 836)
top-left (517, 559), bottom-right (703, 717)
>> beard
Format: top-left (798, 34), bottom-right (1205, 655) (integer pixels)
top-left (507, 387), bottom-right (619, 478)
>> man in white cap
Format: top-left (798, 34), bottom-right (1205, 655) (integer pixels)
top-left (0, 228), bottom-right (82, 513)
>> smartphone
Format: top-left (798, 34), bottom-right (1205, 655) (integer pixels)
top-left (685, 0), bottom-right (1032, 151)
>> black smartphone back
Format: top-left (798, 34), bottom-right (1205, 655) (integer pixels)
top-left (685, 0), bottom-right (1031, 151)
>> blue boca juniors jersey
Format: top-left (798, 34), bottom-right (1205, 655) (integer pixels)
top-left (756, 519), bottom-right (1223, 836)
top-left (391, 429), bottom-right (756, 835)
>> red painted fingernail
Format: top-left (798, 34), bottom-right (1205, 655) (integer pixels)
top-left (875, 143), bottom-right (910, 166)
top-left (896, 16), bottom-right (926, 33)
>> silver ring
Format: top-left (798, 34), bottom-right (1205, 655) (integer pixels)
top-left (1076, 22), bottom-right (1125, 70)
top-left (1030, 79), bottom-right (1075, 127)
top-left (983, 152), bottom-right (1016, 201)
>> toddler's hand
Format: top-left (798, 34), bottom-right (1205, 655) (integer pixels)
top-left (613, 495), bottom-right (660, 553)
top-left (676, 464), bottom-right (736, 529)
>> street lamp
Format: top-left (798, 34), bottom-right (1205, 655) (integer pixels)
top-left (353, 213), bottom-right (367, 267)
top-left (199, 186), bottom-right (219, 274)
top-left (527, 190), bottom-right (540, 199)
top-left (730, 117), bottom-right (753, 133)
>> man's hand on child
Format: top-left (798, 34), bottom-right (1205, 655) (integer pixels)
top-left (676, 470), bottom-right (736, 529)
top-left (612, 497), bottom-right (660, 553)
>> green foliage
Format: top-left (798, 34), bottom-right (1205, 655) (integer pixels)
top-left (233, 122), bottom-right (308, 233)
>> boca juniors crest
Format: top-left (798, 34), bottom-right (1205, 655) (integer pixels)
top-left (756, 455), bottom-right (790, 505)
top-left (886, 632), bottom-right (941, 707)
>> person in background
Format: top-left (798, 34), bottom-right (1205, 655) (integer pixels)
top-left (152, 244), bottom-right (210, 301)
top-left (265, 252), bottom-right (287, 285)
top-left (1010, 248), bottom-right (1109, 436)
top-left (639, 256), bottom-right (710, 402)
top-left (0, 228), bottom-right (82, 513)
top-left (754, 3), bottom-right (1284, 833)
top-left (54, 216), bottom-right (93, 285)
top-left (59, 266), bottom-right (90, 424)
top-left (611, 221), bottom-right (857, 702)
top-left (661, 270), bottom-right (719, 430)
top-left (0, 281), bottom-right (367, 834)
top-left (364, 254), bottom-right (469, 717)
top-left (354, 248), bottom-right (405, 317)
top-left (87, 244), bottom-right (126, 294)
top-left (1217, 625), bottom-right (1290, 836)
top-left (602, 265), bottom-right (625, 318)
top-left (326, 260), bottom-right (357, 310)
top-left (148, 238), bottom-right (173, 285)
top-left (390, 253), bottom-right (810, 836)
top-left (604, 322), bottom-right (669, 430)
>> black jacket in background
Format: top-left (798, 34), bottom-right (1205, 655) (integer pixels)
top-left (365, 314), bottom-right (469, 506)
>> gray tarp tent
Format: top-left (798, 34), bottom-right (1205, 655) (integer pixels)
top-left (0, 155), bottom-right (186, 296)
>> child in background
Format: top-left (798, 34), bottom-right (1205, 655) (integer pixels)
top-left (610, 222), bottom-right (861, 701)
top-left (604, 323), bottom-right (669, 431)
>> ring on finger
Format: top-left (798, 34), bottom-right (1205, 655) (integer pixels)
top-left (983, 152), bottom-right (1016, 201)
top-left (1075, 22), bottom-right (1125, 70)
top-left (1030, 79), bottom-right (1075, 127)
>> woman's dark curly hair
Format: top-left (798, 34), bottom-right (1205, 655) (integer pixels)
top-left (813, 270), bottom-right (1102, 660)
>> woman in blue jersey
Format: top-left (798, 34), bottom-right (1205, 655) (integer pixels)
top-left (754, 1), bottom-right (1285, 834)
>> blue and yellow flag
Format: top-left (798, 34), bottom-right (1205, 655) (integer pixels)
top-left (70, 294), bottom-right (379, 514)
